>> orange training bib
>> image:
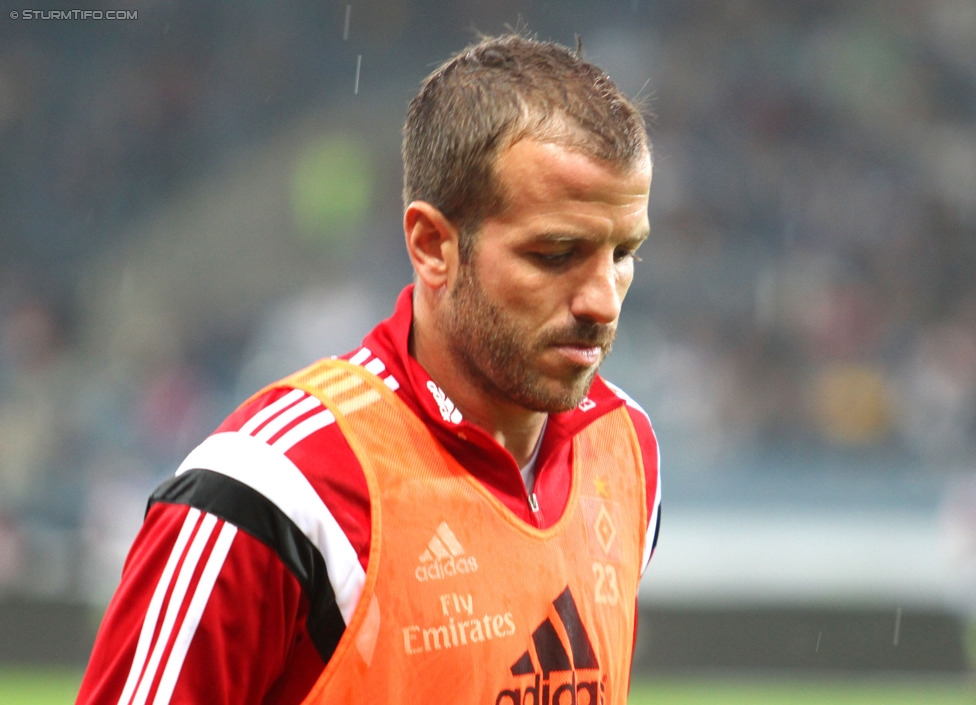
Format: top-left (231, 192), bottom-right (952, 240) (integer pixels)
top-left (285, 360), bottom-right (646, 705)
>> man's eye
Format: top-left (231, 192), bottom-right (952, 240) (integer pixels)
top-left (614, 248), bottom-right (642, 263)
top-left (532, 251), bottom-right (573, 264)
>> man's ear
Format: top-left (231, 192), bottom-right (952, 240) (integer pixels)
top-left (404, 201), bottom-right (460, 290)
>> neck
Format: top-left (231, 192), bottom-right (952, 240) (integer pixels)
top-left (458, 397), bottom-right (548, 469)
top-left (411, 286), bottom-right (547, 468)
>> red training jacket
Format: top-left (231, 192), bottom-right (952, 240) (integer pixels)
top-left (77, 285), bottom-right (662, 705)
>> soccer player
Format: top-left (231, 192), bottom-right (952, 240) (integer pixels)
top-left (77, 33), bottom-right (661, 705)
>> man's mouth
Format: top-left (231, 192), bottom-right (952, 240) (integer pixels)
top-left (550, 342), bottom-right (606, 367)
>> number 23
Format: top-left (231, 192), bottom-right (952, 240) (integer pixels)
top-left (592, 562), bottom-right (620, 605)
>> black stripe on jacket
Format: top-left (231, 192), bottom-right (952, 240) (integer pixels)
top-left (149, 468), bottom-right (346, 662)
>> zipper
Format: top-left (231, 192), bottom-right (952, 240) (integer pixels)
top-left (528, 492), bottom-right (540, 513)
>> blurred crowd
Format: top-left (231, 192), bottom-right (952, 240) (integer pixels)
top-left (1, 0), bottom-right (975, 601)
top-left (631, 1), bottom-right (976, 472)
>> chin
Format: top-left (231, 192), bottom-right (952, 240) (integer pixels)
top-left (522, 379), bottom-right (597, 414)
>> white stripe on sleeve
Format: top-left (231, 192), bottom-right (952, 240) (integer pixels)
top-left (348, 347), bottom-right (371, 366)
top-left (238, 388), bottom-right (307, 436)
top-left (151, 521), bottom-right (238, 705)
top-left (253, 395), bottom-right (322, 443)
top-left (272, 409), bottom-right (336, 453)
top-left (131, 513), bottom-right (218, 705)
top-left (117, 508), bottom-right (202, 705)
top-left (176, 431), bottom-right (365, 624)
top-left (641, 440), bottom-right (662, 574)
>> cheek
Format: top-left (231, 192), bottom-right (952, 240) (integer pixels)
top-left (495, 286), bottom-right (547, 325)
top-left (487, 282), bottom-right (559, 337)
top-left (476, 257), bottom-right (545, 311)
top-left (617, 263), bottom-right (636, 295)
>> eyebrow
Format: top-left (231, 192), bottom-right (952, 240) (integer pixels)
top-left (531, 229), bottom-right (649, 245)
top-left (532, 231), bottom-right (583, 244)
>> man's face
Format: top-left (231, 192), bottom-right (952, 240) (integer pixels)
top-left (443, 139), bottom-right (652, 413)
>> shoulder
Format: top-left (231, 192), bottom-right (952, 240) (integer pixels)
top-left (156, 372), bottom-right (373, 598)
top-left (592, 378), bottom-right (659, 465)
top-left (77, 500), bottom-right (326, 704)
top-left (594, 377), bottom-right (662, 568)
top-left (186, 381), bottom-right (368, 521)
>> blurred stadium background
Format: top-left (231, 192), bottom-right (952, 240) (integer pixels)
top-left (1, 0), bottom-right (975, 699)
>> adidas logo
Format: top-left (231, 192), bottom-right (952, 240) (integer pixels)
top-left (414, 522), bottom-right (478, 582)
top-left (426, 380), bottom-right (463, 424)
top-left (498, 587), bottom-right (604, 705)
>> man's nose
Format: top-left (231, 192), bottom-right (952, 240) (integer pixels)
top-left (570, 255), bottom-right (625, 325)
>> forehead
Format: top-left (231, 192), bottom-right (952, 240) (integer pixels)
top-left (490, 139), bottom-right (652, 223)
top-left (486, 140), bottom-right (651, 237)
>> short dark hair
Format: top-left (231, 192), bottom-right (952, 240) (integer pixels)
top-left (402, 33), bottom-right (650, 261)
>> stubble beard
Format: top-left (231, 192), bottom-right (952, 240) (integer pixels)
top-left (443, 263), bottom-right (615, 413)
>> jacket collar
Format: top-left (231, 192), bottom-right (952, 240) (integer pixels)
top-left (354, 285), bottom-right (626, 489)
